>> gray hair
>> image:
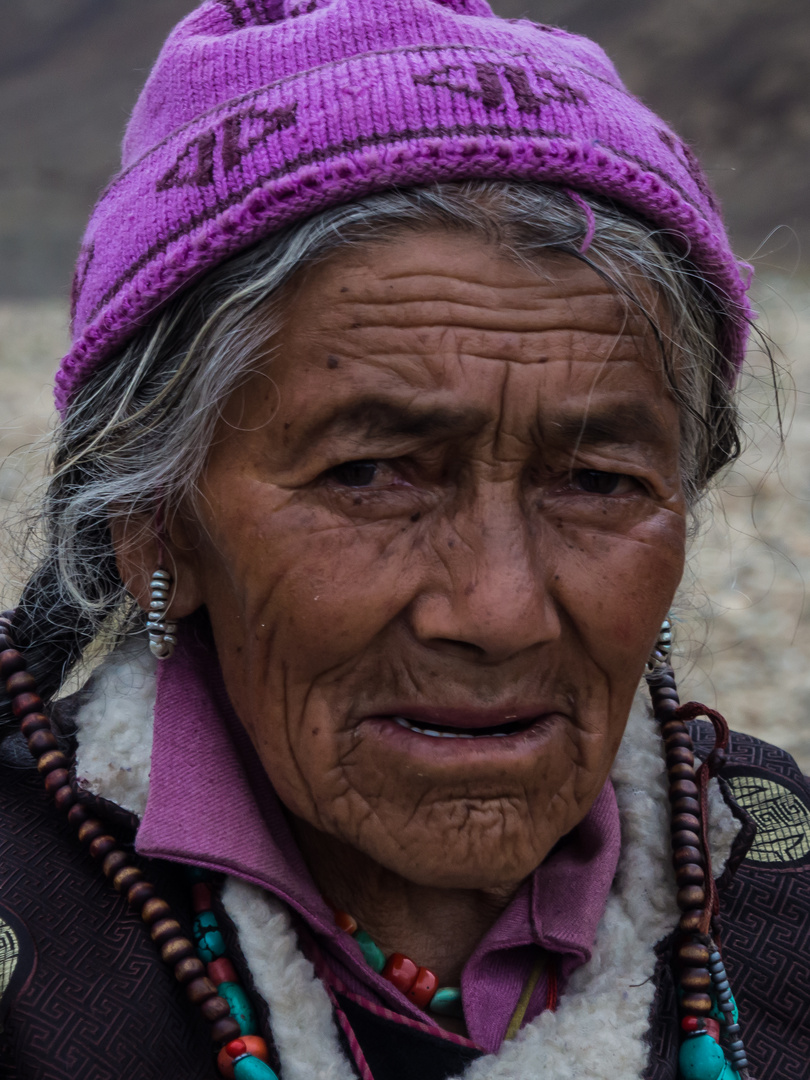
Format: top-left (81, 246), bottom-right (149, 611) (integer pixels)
top-left (5, 180), bottom-right (743, 728)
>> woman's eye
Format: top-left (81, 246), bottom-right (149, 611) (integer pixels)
top-left (573, 469), bottom-right (628, 495)
top-left (326, 460), bottom-right (380, 488)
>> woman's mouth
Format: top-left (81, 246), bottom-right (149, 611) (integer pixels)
top-left (391, 715), bottom-right (538, 739)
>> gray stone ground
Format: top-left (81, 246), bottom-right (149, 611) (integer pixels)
top-left (1, 284), bottom-right (809, 771)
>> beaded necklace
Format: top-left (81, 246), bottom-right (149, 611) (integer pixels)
top-left (0, 610), bottom-right (751, 1080)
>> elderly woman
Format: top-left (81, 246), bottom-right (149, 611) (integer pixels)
top-left (1, 2), bottom-right (809, 1079)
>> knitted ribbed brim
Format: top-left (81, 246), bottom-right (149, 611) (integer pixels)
top-left (56, 0), bottom-right (752, 413)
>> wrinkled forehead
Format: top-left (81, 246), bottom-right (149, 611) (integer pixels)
top-left (221, 229), bottom-right (679, 450)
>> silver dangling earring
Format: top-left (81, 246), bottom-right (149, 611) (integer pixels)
top-left (646, 615), bottom-right (673, 672)
top-left (147, 567), bottom-right (177, 660)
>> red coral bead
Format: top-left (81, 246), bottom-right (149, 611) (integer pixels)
top-left (208, 957), bottom-right (239, 986)
top-left (217, 1037), bottom-right (271, 1078)
top-left (192, 882), bottom-right (212, 913)
top-left (406, 967), bottom-right (438, 1008)
top-left (333, 910), bottom-right (358, 935)
top-left (681, 1015), bottom-right (702, 1033)
top-left (382, 953), bottom-right (418, 994)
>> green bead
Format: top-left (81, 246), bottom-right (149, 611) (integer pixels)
top-left (678, 1032), bottom-right (727, 1080)
top-left (429, 987), bottom-right (464, 1018)
top-left (233, 1056), bottom-right (279, 1080)
top-left (219, 982), bottom-right (257, 1035)
top-left (354, 930), bottom-right (386, 973)
top-left (192, 910), bottom-right (226, 962)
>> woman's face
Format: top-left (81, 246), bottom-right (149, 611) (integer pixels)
top-left (171, 230), bottom-right (687, 890)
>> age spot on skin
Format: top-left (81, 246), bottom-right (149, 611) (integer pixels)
top-left (327, 355), bottom-right (340, 369)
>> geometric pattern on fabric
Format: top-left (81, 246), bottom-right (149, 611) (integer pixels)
top-left (0, 765), bottom-right (218, 1080)
top-left (687, 723), bottom-right (810, 1080)
top-left (0, 904), bottom-right (37, 1034)
top-left (724, 772), bottom-right (810, 867)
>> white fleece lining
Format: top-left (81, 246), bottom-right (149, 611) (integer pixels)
top-left (73, 639), bottom-right (740, 1079)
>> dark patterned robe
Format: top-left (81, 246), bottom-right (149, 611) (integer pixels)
top-left (1, 723), bottom-right (808, 1080)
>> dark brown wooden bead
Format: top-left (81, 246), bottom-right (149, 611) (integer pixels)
top-left (53, 784), bottom-right (76, 812)
top-left (677, 885), bottom-right (706, 911)
top-left (127, 881), bottom-right (155, 910)
top-left (666, 747), bottom-right (695, 768)
top-left (78, 819), bottom-right (105, 845)
top-left (0, 649), bottom-right (25, 678)
top-left (210, 1016), bottom-right (242, 1044)
top-left (186, 976), bottom-right (217, 1005)
top-left (26, 729), bottom-right (58, 757)
top-left (669, 779), bottom-right (699, 802)
top-left (672, 797), bottom-right (701, 817)
top-left (676, 864), bottom-right (705, 887)
top-left (20, 713), bottom-right (50, 738)
top-left (673, 846), bottom-right (704, 868)
top-left (680, 967), bottom-right (712, 992)
top-left (174, 956), bottom-right (206, 984)
top-left (102, 850), bottom-right (129, 878)
top-left (679, 909), bottom-right (703, 933)
top-left (664, 732), bottom-right (693, 751)
top-left (67, 802), bottom-right (89, 827)
top-left (667, 763), bottom-right (696, 782)
top-left (671, 830), bottom-right (701, 852)
top-left (142, 898), bottom-right (172, 926)
top-left (89, 835), bottom-right (118, 860)
top-left (113, 866), bottom-right (143, 893)
top-left (12, 692), bottom-right (43, 719)
top-left (661, 720), bottom-right (688, 741)
top-left (6, 671), bottom-right (36, 696)
top-left (681, 992), bottom-right (713, 1016)
top-left (679, 942), bottom-right (710, 967)
top-left (671, 813), bottom-right (702, 834)
top-left (37, 749), bottom-right (69, 775)
top-left (655, 686), bottom-right (680, 700)
top-left (201, 995), bottom-right (232, 1023)
top-left (161, 936), bottom-right (195, 965)
top-left (151, 918), bottom-right (183, 946)
top-left (44, 768), bottom-right (71, 794)
top-left (654, 699), bottom-right (678, 718)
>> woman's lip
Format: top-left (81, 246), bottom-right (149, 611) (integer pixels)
top-left (363, 705), bottom-right (555, 731)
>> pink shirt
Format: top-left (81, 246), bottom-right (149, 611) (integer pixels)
top-left (136, 621), bottom-right (620, 1052)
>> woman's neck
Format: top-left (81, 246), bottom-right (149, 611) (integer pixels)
top-left (291, 817), bottom-right (519, 988)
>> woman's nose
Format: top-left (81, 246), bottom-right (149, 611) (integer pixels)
top-left (408, 492), bottom-right (561, 663)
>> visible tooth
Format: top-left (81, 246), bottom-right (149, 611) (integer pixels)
top-left (395, 717), bottom-right (413, 730)
top-left (420, 728), bottom-right (443, 738)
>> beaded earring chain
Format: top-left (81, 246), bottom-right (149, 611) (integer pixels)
top-left (0, 613), bottom-right (276, 1080)
top-left (646, 621), bottom-right (751, 1080)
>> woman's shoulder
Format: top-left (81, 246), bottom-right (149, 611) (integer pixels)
top-left (686, 720), bottom-right (810, 1080)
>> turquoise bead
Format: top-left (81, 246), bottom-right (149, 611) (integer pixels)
top-left (678, 1032), bottom-right (728, 1080)
top-left (192, 910), bottom-right (226, 962)
top-left (429, 987), bottom-right (464, 1018)
top-left (219, 981), bottom-right (257, 1036)
top-left (233, 1055), bottom-right (280, 1080)
top-left (354, 930), bottom-right (386, 973)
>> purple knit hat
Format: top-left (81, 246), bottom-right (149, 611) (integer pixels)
top-left (57, 0), bottom-right (752, 413)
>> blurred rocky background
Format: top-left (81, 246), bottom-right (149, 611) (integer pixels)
top-left (1, 0), bottom-right (809, 767)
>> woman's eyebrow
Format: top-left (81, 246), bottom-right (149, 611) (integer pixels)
top-left (544, 403), bottom-right (668, 449)
top-left (299, 397), bottom-right (488, 442)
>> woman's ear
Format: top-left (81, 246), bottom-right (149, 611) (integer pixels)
top-left (109, 512), bottom-right (204, 619)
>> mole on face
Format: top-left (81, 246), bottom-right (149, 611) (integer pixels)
top-left (327, 355), bottom-right (340, 369)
